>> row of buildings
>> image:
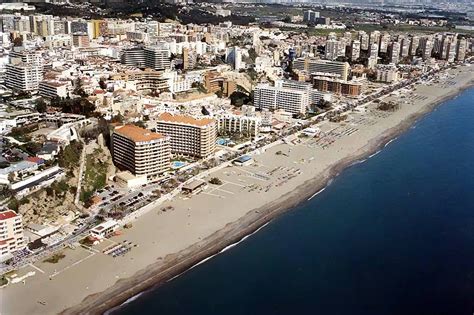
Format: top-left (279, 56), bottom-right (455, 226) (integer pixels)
top-left (112, 113), bottom-right (217, 178)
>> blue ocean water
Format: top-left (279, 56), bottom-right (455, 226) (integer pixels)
top-left (114, 88), bottom-right (474, 315)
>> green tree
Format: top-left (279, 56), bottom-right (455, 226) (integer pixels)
top-left (35, 99), bottom-right (48, 113)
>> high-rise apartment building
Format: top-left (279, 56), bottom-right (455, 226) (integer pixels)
top-left (120, 48), bottom-right (146, 67)
top-left (154, 113), bottom-right (217, 158)
top-left (369, 31), bottom-right (381, 48)
top-left (303, 10), bottom-right (320, 23)
top-left (379, 32), bottom-right (390, 53)
top-left (359, 31), bottom-right (369, 50)
top-left (0, 210), bottom-right (26, 262)
top-left (5, 49), bottom-right (43, 92)
top-left (409, 36), bottom-right (420, 56)
top-left (400, 36), bottom-right (410, 57)
top-left (293, 58), bottom-right (350, 81)
top-left (112, 125), bottom-right (171, 178)
top-left (325, 39), bottom-right (343, 60)
top-left (350, 40), bottom-right (361, 62)
top-left (419, 36), bottom-right (434, 60)
top-left (389, 42), bottom-right (401, 64)
top-left (144, 46), bottom-right (171, 71)
top-left (254, 84), bottom-right (308, 115)
top-left (456, 38), bottom-right (468, 61)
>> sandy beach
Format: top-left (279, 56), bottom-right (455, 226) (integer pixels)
top-left (1, 65), bottom-right (473, 315)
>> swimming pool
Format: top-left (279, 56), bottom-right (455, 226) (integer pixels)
top-left (171, 161), bottom-right (186, 169)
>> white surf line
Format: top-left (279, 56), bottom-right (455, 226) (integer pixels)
top-left (50, 252), bottom-right (95, 278)
top-left (384, 137), bottom-right (397, 147)
top-left (368, 150), bottom-right (381, 158)
top-left (167, 221), bottom-right (271, 283)
top-left (29, 263), bottom-right (45, 274)
top-left (308, 187), bottom-right (326, 201)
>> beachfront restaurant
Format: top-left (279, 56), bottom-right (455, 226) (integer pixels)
top-left (90, 220), bottom-right (119, 239)
top-left (182, 179), bottom-right (207, 194)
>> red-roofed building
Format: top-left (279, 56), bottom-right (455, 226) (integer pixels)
top-left (26, 157), bottom-right (45, 164)
top-left (0, 210), bottom-right (25, 262)
top-left (112, 125), bottom-right (171, 178)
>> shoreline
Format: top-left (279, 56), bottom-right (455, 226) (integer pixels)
top-left (60, 80), bottom-right (474, 315)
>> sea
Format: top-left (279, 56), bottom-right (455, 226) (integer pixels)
top-left (112, 88), bottom-right (474, 315)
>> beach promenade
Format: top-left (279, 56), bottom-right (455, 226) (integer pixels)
top-left (1, 65), bottom-right (473, 315)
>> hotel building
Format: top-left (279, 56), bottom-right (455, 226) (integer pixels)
top-left (112, 125), bottom-right (171, 178)
top-left (217, 114), bottom-right (260, 138)
top-left (312, 76), bottom-right (362, 97)
top-left (254, 83), bottom-right (308, 115)
top-left (293, 58), bottom-right (350, 81)
top-left (0, 210), bottom-right (26, 262)
top-left (154, 113), bottom-right (216, 158)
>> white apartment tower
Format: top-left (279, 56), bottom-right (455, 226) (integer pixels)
top-left (369, 31), bottom-right (381, 48)
top-left (359, 31), bottom-right (369, 51)
top-left (351, 40), bottom-right (361, 62)
top-left (400, 37), bottom-right (410, 57)
top-left (379, 32), bottom-right (390, 53)
top-left (419, 37), bottom-right (434, 60)
top-left (325, 39), bottom-right (341, 60)
top-left (5, 50), bottom-right (43, 92)
top-left (0, 210), bottom-right (26, 262)
top-left (390, 42), bottom-right (401, 64)
top-left (369, 43), bottom-right (379, 59)
top-left (456, 38), bottom-right (468, 61)
top-left (410, 36), bottom-right (420, 56)
top-left (293, 58), bottom-right (350, 81)
top-left (254, 84), bottom-right (308, 115)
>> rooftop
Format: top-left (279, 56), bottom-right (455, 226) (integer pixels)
top-left (115, 124), bottom-right (166, 143)
top-left (158, 112), bottom-right (215, 127)
top-left (235, 155), bottom-right (252, 163)
top-left (0, 210), bottom-right (18, 221)
top-left (182, 179), bottom-right (207, 191)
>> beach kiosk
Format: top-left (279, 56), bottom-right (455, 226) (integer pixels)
top-left (233, 155), bottom-right (253, 166)
top-left (90, 220), bottom-right (119, 239)
top-left (182, 179), bottom-right (207, 194)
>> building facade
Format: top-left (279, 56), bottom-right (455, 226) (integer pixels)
top-left (112, 125), bottom-right (171, 178)
top-left (293, 58), bottom-right (350, 81)
top-left (0, 210), bottom-right (26, 262)
top-left (254, 84), bottom-right (308, 115)
top-left (5, 50), bottom-right (43, 92)
top-left (154, 113), bottom-right (216, 158)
